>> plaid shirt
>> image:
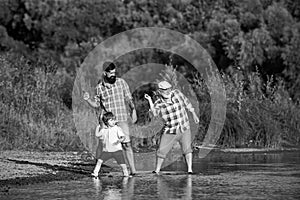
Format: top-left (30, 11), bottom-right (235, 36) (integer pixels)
top-left (95, 78), bottom-right (133, 122)
top-left (153, 89), bottom-right (194, 134)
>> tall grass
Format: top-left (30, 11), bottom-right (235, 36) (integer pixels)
top-left (1, 53), bottom-right (299, 151)
top-left (195, 70), bottom-right (300, 148)
top-left (0, 53), bottom-right (82, 151)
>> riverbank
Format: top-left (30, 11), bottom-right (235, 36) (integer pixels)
top-left (0, 150), bottom-right (119, 191)
top-left (1, 147), bottom-right (299, 189)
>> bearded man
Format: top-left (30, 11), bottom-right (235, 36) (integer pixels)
top-left (84, 61), bottom-right (137, 175)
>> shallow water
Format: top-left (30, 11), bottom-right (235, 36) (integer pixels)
top-left (2, 150), bottom-right (300, 200)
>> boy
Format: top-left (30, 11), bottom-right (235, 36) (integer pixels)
top-left (144, 81), bottom-right (199, 174)
top-left (91, 112), bottom-right (130, 177)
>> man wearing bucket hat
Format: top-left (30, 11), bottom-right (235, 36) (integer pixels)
top-left (144, 80), bottom-right (199, 174)
top-left (83, 61), bottom-right (137, 176)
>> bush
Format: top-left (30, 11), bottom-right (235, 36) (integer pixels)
top-left (0, 53), bottom-right (83, 151)
top-left (213, 71), bottom-right (300, 148)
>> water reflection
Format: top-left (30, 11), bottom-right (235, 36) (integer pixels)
top-left (93, 178), bottom-right (102, 197)
top-left (2, 151), bottom-right (300, 200)
top-left (121, 177), bottom-right (135, 200)
top-left (157, 175), bottom-right (192, 200)
top-left (92, 177), bottom-right (135, 199)
top-left (91, 175), bottom-right (194, 199)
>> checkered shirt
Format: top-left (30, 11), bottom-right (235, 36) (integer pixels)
top-left (153, 89), bottom-right (194, 134)
top-left (95, 78), bottom-right (133, 122)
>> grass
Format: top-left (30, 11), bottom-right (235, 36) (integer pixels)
top-left (1, 53), bottom-right (299, 151)
top-left (195, 70), bottom-right (300, 148)
top-left (0, 53), bottom-right (83, 151)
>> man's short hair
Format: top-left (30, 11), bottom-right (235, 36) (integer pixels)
top-left (103, 61), bottom-right (116, 72)
top-left (101, 112), bottom-right (115, 126)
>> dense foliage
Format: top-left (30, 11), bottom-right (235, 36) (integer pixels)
top-left (0, 0), bottom-right (299, 150)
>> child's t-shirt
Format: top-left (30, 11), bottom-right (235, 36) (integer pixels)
top-left (95, 125), bottom-right (125, 152)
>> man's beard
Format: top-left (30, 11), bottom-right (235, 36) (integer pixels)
top-left (104, 75), bottom-right (117, 84)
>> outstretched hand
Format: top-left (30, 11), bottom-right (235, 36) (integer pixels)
top-left (83, 92), bottom-right (90, 100)
top-left (144, 94), bottom-right (151, 101)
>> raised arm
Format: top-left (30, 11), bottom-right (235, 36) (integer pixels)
top-left (95, 125), bottom-right (102, 138)
top-left (144, 94), bottom-right (160, 117)
top-left (83, 92), bottom-right (101, 108)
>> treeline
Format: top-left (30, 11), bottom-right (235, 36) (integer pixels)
top-left (0, 0), bottom-right (299, 151)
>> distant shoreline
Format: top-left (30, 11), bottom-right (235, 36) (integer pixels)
top-left (194, 146), bottom-right (300, 154)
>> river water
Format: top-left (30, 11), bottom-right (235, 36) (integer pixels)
top-left (1, 150), bottom-right (300, 200)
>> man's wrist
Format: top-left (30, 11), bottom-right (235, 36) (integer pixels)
top-left (149, 107), bottom-right (155, 113)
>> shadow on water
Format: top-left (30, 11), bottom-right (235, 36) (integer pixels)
top-left (1, 150), bottom-right (300, 199)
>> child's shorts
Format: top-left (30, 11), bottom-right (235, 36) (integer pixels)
top-left (98, 150), bottom-right (125, 164)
